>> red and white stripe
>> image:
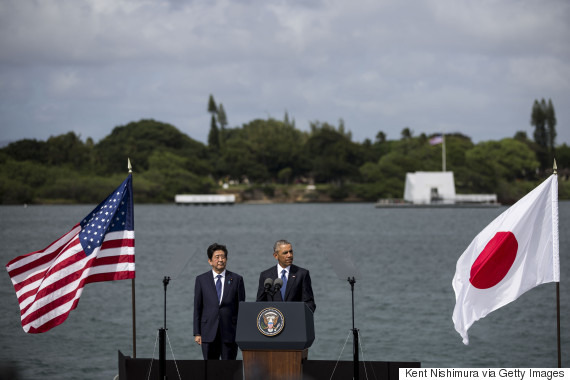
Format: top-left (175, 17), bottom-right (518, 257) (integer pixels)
top-left (6, 224), bottom-right (135, 333)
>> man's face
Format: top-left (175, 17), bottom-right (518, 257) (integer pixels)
top-left (208, 250), bottom-right (227, 274)
top-left (273, 244), bottom-right (293, 268)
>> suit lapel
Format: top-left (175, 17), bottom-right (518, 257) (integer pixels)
top-left (284, 265), bottom-right (297, 300)
top-left (271, 267), bottom-right (284, 302)
top-left (207, 272), bottom-right (219, 303)
top-left (220, 271), bottom-right (233, 304)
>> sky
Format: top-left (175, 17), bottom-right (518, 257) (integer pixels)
top-left (1, 0), bottom-right (569, 147)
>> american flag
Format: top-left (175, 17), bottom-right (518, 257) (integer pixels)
top-left (429, 135), bottom-right (443, 145)
top-left (6, 174), bottom-right (135, 333)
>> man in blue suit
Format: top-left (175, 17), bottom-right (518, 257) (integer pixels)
top-left (256, 239), bottom-right (316, 313)
top-left (193, 243), bottom-right (246, 360)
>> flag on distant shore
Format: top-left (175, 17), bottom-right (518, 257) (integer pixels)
top-left (6, 174), bottom-right (135, 333)
top-left (452, 174), bottom-right (559, 345)
top-left (429, 135), bottom-right (443, 145)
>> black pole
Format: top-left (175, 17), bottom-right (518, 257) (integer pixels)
top-left (159, 328), bottom-right (167, 380)
top-left (348, 277), bottom-right (359, 380)
top-left (353, 328), bottom-right (359, 380)
top-left (159, 276), bottom-right (170, 380)
top-left (163, 277), bottom-right (170, 330)
top-left (132, 278), bottom-right (136, 358)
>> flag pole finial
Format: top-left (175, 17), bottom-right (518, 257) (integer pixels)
top-left (128, 158), bottom-right (132, 174)
top-left (553, 159), bottom-right (557, 175)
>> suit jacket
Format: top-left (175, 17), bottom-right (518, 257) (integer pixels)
top-left (193, 270), bottom-right (246, 343)
top-left (256, 264), bottom-right (316, 312)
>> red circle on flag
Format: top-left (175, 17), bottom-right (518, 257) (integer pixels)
top-left (469, 231), bottom-right (518, 289)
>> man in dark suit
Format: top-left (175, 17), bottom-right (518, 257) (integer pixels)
top-left (193, 243), bottom-right (246, 360)
top-left (256, 239), bottom-right (316, 313)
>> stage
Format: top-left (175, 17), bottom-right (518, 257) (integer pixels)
top-left (118, 351), bottom-right (421, 380)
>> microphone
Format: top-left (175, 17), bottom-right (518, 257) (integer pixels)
top-left (263, 278), bottom-right (274, 293)
top-left (273, 278), bottom-right (283, 292)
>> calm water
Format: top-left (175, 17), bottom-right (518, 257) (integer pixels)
top-left (1, 203), bottom-right (569, 379)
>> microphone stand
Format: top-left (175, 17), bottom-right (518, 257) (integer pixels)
top-left (348, 276), bottom-right (359, 380)
top-left (159, 276), bottom-right (170, 380)
top-left (272, 285), bottom-right (282, 300)
top-left (264, 285), bottom-right (275, 301)
top-left (264, 280), bottom-right (282, 301)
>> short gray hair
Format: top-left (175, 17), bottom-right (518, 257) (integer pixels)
top-left (273, 239), bottom-right (292, 253)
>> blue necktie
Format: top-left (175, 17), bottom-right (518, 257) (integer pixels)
top-left (281, 269), bottom-right (287, 300)
top-left (216, 274), bottom-right (222, 303)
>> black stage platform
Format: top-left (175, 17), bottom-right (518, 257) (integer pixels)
top-left (118, 351), bottom-right (420, 380)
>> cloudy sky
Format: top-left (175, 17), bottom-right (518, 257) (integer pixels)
top-left (1, 0), bottom-right (569, 147)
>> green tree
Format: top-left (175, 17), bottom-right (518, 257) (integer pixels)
top-left (46, 132), bottom-right (91, 170)
top-left (531, 98), bottom-right (556, 169)
top-left (465, 138), bottom-right (539, 194)
top-left (400, 127), bottom-right (413, 140)
top-left (93, 119), bottom-right (208, 174)
top-left (555, 144), bottom-right (570, 179)
top-left (207, 94), bottom-right (218, 115)
top-left (208, 115), bottom-right (220, 149)
top-left (304, 122), bottom-right (362, 184)
top-left (218, 103), bottom-right (228, 130)
top-left (2, 139), bottom-right (48, 163)
top-left (545, 98), bottom-right (557, 160)
top-left (375, 131), bottom-right (386, 144)
top-left (140, 150), bottom-right (214, 201)
top-left (217, 103), bottom-right (228, 145)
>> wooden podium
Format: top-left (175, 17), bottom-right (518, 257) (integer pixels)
top-left (236, 302), bottom-right (315, 380)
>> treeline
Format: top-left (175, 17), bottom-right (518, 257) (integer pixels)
top-left (1, 117), bottom-right (569, 205)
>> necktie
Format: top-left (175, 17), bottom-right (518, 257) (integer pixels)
top-left (216, 274), bottom-right (222, 303)
top-left (281, 269), bottom-right (287, 300)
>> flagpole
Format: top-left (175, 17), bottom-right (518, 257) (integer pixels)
top-left (129, 158), bottom-right (137, 359)
top-left (557, 282), bottom-right (561, 367)
top-left (554, 159), bottom-right (561, 368)
top-left (442, 133), bottom-right (446, 172)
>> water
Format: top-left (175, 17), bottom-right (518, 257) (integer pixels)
top-left (1, 203), bottom-right (568, 379)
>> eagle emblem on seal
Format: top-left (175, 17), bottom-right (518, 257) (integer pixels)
top-left (257, 307), bottom-right (285, 336)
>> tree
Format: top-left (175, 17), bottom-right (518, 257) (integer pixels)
top-left (218, 103), bottom-right (228, 133)
top-left (207, 94), bottom-right (218, 115)
top-left (465, 138), bottom-right (538, 193)
top-left (545, 98), bottom-right (557, 157)
top-left (513, 131), bottom-right (529, 142)
top-left (531, 98), bottom-right (557, 169)
top-left (400, 127), bottom-right (413, 140)
top-left (208, 115), bottom-right (220, 149)
top-left (375, 131), bottom-right (386, 144)
top-left (93, 119), bottom-right (208, 174)
top-left (217, 103), bottom-right (228, 147)
top-left (304, 122), bottom-right (362, 184)
top-left (46, 132), bottom-right (90, 170)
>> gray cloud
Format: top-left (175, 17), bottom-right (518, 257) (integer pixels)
top-left (1, 0), bottom-right (568, 146)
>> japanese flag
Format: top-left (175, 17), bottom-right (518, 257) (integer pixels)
top-left (452, 175), bottom-right (559, 344)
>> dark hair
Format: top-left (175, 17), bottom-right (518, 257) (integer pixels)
top-left (207, 243), bottom-right (228, 259)
top-left (273, 239), bottom-right (292, 253)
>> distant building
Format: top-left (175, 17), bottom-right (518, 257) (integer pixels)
top-left (401, 171), bottom-right (497, 206)
top-left (404, 171), bottom-right (456, 204)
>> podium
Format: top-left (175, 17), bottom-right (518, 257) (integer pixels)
top-left (236, 302), bottom-right (315, 380)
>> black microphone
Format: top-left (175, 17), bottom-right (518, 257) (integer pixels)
top-left (273, 278), bottom-right (283, 293)
top-left (264, 278), bottom-right (274, 293)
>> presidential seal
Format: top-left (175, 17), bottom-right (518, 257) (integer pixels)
top-left (257, 307), bottom-right (285, 337)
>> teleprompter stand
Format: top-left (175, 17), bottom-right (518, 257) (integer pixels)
top-left (348, 276), bottom-right (359, 380)
top-left (158, 276), bottom-right (170, 380)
